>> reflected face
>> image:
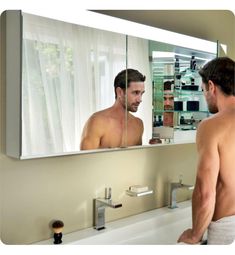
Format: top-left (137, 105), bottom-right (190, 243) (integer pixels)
top-left (125, 82), bottom-right (145, 112)
top-left (164, 93), bottom-right (174, 110)
top-left (202, 82), bottom-right (218, 114)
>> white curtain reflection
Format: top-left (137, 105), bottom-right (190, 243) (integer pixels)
top-left (22, 13), bottom-right (151, 156)
top-left (22, 14), bottom-right (126, 155)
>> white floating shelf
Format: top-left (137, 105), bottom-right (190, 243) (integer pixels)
top-left (126, 190), bottom-right (154, 197)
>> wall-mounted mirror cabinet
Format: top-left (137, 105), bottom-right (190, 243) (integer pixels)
top-left (1, 10), bottom-right (220, 159)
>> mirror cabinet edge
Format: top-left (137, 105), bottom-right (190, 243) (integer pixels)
top-left (2, 10), bottom-right (22, 159)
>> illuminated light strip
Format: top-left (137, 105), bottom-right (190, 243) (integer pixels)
top-left (20, 9), bottom-right (218, 54)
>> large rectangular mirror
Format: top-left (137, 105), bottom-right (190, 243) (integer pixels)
top-left (1, 10), bottom-right (218, 159)
top-left (22, 13), bottom-right (128, 156)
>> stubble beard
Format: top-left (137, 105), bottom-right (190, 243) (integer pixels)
top-left (127, 103), bottom-right (139, 112)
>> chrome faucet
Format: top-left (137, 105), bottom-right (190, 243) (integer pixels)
top-left (169, 177), bottom-right (194, 209)
top-left (94, 187), bottom-right (122, 230)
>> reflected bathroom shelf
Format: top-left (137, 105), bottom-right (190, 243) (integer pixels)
top-left (150, 46), bottom-right (216, 144)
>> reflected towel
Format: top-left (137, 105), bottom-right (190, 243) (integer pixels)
top-left (207, 215), bottom-right (235, 245)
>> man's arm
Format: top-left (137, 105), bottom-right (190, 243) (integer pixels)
top-left (80, 115), bottom-right (103, 150)
top-left (178, 119), bottom-right (220, 243)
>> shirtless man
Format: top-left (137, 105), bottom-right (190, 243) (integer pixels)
top-left (178, 57), bottom-right (235, 244)
top-left (80, 69), bottom-right (145, 150)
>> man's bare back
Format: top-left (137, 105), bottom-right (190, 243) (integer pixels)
top-left (178, 57), bottom-right (235, 244)
top-left (195, 108), bottom-right (235, 225)
top-left (209, 109), bottom-right (235, 220)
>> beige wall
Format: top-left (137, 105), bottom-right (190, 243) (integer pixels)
top-left (0, 10), bottom-right (233, 244)
top-left (0, 144), bottom-right (197, 244)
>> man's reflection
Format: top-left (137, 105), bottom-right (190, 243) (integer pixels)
top-left (80, 69), bottom-right (146, 150)
top-left (163, 81), bottom-right (174, 127)
top-left (149, 80), bottom-right (174, 145)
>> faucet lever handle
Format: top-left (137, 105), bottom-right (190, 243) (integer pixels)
top-left (105, 187), bottom-right (112, 200)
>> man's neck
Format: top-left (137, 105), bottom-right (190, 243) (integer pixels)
top-left (217, 95), bottom-right (235, 112)
top-left (112, 100), bottom-right (129, 116)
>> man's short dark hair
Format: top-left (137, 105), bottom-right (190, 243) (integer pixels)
top-left (164, 81), bottom-right (172, 90)
top-left (199, 57), bottom-right (235, 96)
top-left (114, 69), bottom-right (146, 98)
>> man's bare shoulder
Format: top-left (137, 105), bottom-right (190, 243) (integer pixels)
top-left (199, 111), bottom-right (222, 127)
top-left (129, 113), bottom-right (143, 124)
top-left (199, 110), bottom-right (235, 130)
top-left (82, 110), bottom-right (111, 138)
top-left (197, 110), bottom-right (235, 146)
top-left (128, 114), bottom-right (144, 135)
top-left (196, 115), bottom-right (218, 142)
top-left (88, 108), bottom-right (112, 123)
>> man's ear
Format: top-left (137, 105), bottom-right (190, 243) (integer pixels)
top-left (116, 87), bottom-right (124, 98)
top-left (208, 80), bottom-right (217, 95)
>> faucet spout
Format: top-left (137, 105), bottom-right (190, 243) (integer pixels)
top-left (169, 182), bottom-right (194, 209)
top-left (171, 182), bottom-right (194, 190)
top-left (181, 184), bottom-right (194, 190)
top-left (96, 198), bottom-right (122, 209)
top-left (94, 188), bottom-right (122, 230)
